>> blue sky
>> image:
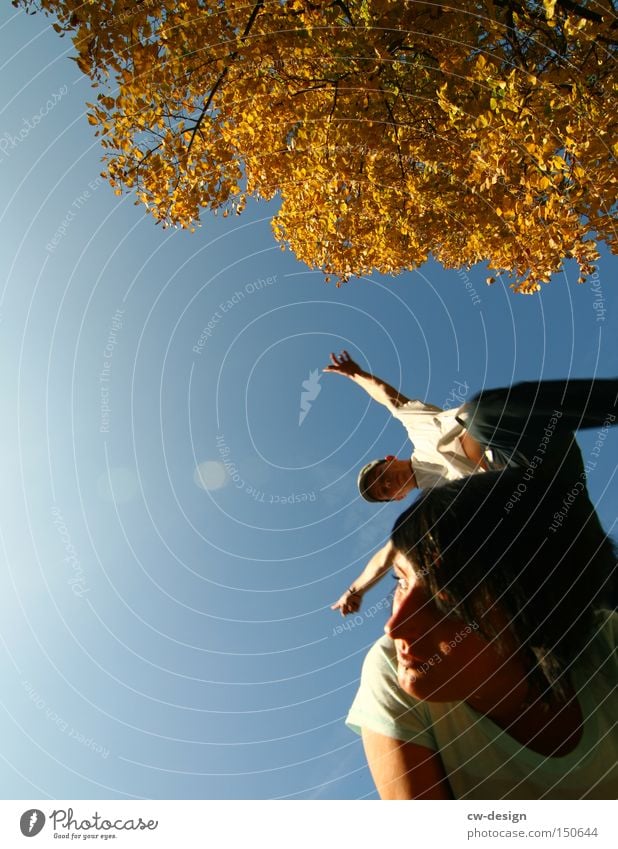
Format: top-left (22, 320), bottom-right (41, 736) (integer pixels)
top-left (1, 5), bottom-right (617, 800)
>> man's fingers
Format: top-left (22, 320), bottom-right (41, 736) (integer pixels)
top-left (325, 352), bottom-right (347, 372)
top-left (324, 353), bottom-right (339, 372)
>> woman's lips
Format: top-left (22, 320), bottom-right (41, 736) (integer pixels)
top-left (397, 651), bottom-right (426, 669)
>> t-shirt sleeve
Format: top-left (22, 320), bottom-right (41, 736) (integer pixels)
top-left (346, 636), bottom-right (437, 750)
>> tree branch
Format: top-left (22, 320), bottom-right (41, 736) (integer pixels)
top-left (381, 93), bottom-right (406, 180)
top-left (332, 0), bottom-right (354, 26)
top-left (556, 0), bottom-right (603, 23)
top-left (186, 0), bottom-right (265, 157)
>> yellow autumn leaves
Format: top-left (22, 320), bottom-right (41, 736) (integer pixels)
top-left (16, 0), bottom-right (617, 291)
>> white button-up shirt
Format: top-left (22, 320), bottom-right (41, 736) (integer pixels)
top-left (391, 400), bottom-right (482, 488)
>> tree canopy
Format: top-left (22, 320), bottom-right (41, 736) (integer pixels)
top-left (17, 0), bottom-right (618, 291)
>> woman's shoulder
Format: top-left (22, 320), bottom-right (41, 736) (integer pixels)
top-left (360, 635), bottom-right (398, 686)
top-left (347, 636), bottom-right (437, 747)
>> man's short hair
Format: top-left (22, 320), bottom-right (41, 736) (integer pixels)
top-left (357, 459), bottom-right (388, 502)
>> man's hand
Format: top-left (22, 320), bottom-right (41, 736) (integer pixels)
top-left (331, 544), bottom-right (395, 617)
top-left (331, 588), bottom-right (364, 617)
top-left (324, 350), bottom-right (365, 380)
top-left (323, 350), bottom-right (410, 409)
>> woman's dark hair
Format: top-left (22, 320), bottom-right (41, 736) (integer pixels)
top-left (391, 469), bottom-right (617, 696)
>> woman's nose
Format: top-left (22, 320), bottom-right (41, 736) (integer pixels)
top-left (385, 582), bottom-right (436, 641)
top-left (385, 593), bottom-right (415, 640)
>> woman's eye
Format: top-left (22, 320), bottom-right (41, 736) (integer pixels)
top-left (392, 575), bottom-right (408, 592)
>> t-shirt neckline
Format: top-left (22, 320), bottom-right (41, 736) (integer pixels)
top-left (460, 683), bottom-right (597, 773)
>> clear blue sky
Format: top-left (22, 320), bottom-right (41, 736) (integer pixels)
top-left (1, 6), bottom-right (617, 800)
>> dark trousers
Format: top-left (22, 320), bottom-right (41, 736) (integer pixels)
top-left (456, 379), bottom-right (618, 481)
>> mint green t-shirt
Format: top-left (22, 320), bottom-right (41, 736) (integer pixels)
top-left (346, 611), bottom-right (618, 799)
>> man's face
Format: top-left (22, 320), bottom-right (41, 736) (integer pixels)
top-left (367, 458), bottom-right (415, 501)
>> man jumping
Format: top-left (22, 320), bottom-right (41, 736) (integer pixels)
top-left (326, 350), bottom-right (618, 615)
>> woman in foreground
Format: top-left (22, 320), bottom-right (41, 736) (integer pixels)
top-left (346, 470), bottom-right (618, 799)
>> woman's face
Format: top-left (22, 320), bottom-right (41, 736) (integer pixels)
top-left (385, 552), bottom-right (530, 711)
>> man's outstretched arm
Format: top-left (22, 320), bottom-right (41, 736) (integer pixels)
top-left (324, 350), bottom-right (410, 410)
top-left (331, 541), bottom-right (396, 616)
